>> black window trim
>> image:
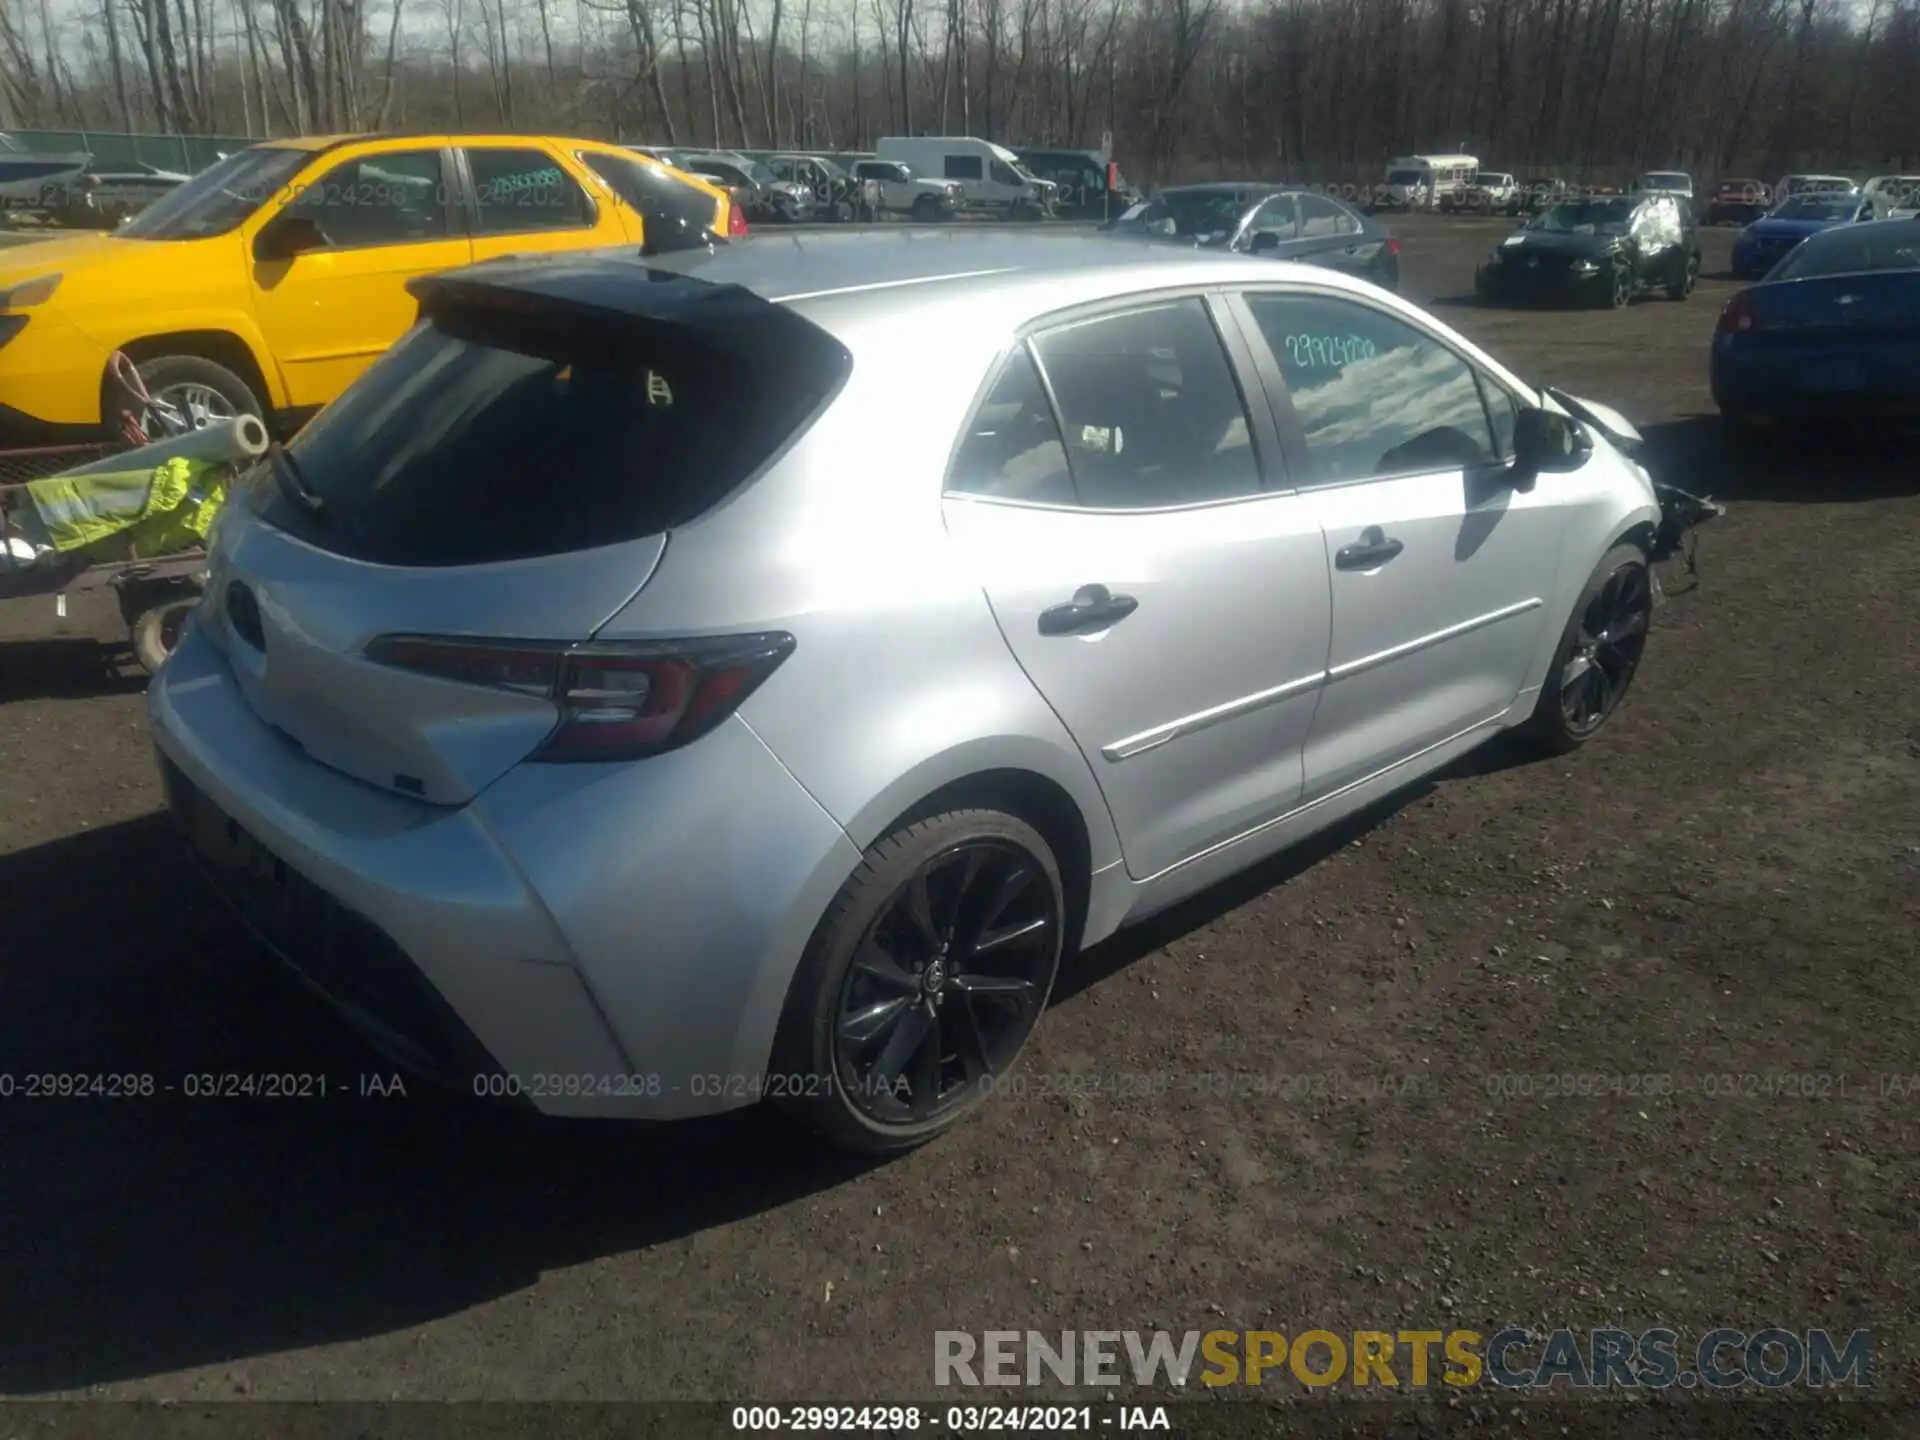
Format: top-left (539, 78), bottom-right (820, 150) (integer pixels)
top-left (1225, 283), bottom-right (1535, 494)
top-left (941, 286), bottom-right (1290, 513)
top-left (271, 144), bottom-right (466, 256)
top-left (452, 143), bottom-right (599, 239)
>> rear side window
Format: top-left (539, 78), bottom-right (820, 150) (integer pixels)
top-left (266, 300), bottom-right (848, 566)
top-left (947, 348), bottom-right (1075, 505)
top-left (944, 155), bottom-right (983, 181)
top-left (1299, 194), bottom-right (1359, 238)
top-left (1030, 299), bottom-right (1261, 509)
top-left (466, 147), bottom-right (593, 234)
top-left (580, 150), bottom-right (717, 231)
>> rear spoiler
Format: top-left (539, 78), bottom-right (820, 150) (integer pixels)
top-left (406, 258), bottom-right (853, 378)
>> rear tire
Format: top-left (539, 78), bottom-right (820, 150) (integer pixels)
top-left (1521, 544), bottom-right (1653, 755)
top-left (772, 808), bottom-right (1066, 1155)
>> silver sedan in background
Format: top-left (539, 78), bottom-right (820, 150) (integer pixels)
top-left (149, 233), bottom-right (1669, 1153)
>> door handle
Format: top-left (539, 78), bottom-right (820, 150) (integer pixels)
top-left (1038, 583), bottom-right (1139, 636)
top-left (1335, 527), bottom-right (1404, 570)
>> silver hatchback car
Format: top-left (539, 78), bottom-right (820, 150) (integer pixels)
top-left (150, 232), bottom-right (1670, 1152)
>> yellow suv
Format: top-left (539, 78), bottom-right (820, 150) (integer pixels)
top-left (0, 133), bottom-right (739, 441)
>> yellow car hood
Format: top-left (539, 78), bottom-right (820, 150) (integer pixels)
top-left (0, 233), bottom-right (129, 289)
top-left (0, 233), bottom-right (249, 326)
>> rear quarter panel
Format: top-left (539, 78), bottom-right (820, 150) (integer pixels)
top-left (591, 296), bottom-right (1123, 873)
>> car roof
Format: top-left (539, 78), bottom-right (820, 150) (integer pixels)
top-left (442, 230), bottom-right (1373, 343)
top-left (1157, 182), bottom-right (1277, 196)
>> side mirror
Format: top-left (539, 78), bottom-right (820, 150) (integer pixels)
top-left (254, 212), bottom-right (327, 262)
top-left (1248, 230), bottom-right (1281, 255)
top-left (1509, 406), bottom-right (1590, 489)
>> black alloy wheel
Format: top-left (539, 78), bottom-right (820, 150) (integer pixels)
top-left (832, 838), bottom-right (1058, 1129)
top-left (1558, 561), bottom-right (1652, 738)
top-left (1607, 259), bottom-right (1634, 309)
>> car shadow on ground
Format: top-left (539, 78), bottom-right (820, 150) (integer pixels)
top-left (1638, 414), bottom-right (1918, 504)
top-left (0, 810), bottom-right (879, 1393)
top-left (0, 732), bottom-right (1551, 1393)
top-left (1056, 733), bottom-right (1542, 1003)
top-left (0, 637), bottom-right (147, 702)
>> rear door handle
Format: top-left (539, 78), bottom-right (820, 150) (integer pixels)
top-left (1038, 583), bottom-right (1139, 636)
top-left (1335, 527), bottom-right (1404, 570)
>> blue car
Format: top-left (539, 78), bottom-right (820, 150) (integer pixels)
top-left (1730, 192), bottom-right (1872, 279)
top-left (1712, 219), bottom-right (1920, 435)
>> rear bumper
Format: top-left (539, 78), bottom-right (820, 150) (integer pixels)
top-left (148, 620), bottom-right (864, 1119)
top-left (1712, 342), bottom-right (1920, 422)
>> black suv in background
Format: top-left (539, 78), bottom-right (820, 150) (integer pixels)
top-left (1475, 192), bottom-right (1702, 309)
top-left (1013, 148), bottom-right (1138, 219)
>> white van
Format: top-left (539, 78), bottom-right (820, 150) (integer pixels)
top-left (1375, 153), bottom-right (1478, 212)
top-left (874, 136), bottom-right (1054, 217)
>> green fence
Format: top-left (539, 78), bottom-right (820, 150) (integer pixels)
top-left (2, 129), bottom-right (256, 173)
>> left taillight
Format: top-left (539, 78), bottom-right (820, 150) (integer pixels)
top-left (1386, 236), bottom-right (1401, 256)
top-left (727, 202), bottom-right (749, 237)
top-left (365, 632), bottom-right (794, 762)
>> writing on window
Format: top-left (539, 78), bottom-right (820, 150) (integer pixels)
top-left (1245, 292), bottom-right (1500, 484)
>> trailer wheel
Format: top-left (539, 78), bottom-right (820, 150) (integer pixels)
top-left (130, 593), bottom-right (199, 674)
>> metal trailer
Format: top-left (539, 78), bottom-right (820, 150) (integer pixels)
top-left (0, 442), bottom-right (210, 674)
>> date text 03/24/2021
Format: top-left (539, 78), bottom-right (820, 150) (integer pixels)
top-left (730, 1406), bottom-right (1175, 1434)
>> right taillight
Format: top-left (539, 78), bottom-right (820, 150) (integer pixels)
top-left (727, 202), bottom-right (749, 237)
top-left (365, 631), bottom-right (794, 762)
top-left (1717, 290), bottom-right (1756, 336)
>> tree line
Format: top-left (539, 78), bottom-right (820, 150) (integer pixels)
top-left (2, 0), bottom-right (1916, 182)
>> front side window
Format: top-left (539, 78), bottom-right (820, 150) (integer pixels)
top-left (281, 149), bottom-right (449, 248)
top-left (1477, 372), bottom-right (1525, 460)
top-left (1243, 292), bottom-right (1499, 485)
top-left (1030, 298), bottom-right (1261, 509)
top-left (990, 160), bottom-right (1023, 186)
top-left (467, 147), bottom-right (593, 234)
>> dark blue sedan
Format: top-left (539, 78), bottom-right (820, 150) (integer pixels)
top-left (1102, 183), bottom-right (1401, 291)
top-left (1730, 192), bottom-right (1872, 279)
top-left (1712, 219), bottom-right (1920, 435)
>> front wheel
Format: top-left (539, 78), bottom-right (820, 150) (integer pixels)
top-left (119, 353), bottom-right (263, 435)
top-left (1521, 544), bottom-right (1653, 755)
top-left (1666, 251), bottom-right (1698, 300)
top-left (772, 809), bottom-right (1066, 1154)
top-left (1605, 260), bottom-right (1634, 310)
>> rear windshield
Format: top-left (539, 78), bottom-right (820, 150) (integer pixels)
top-left (258, 298), bottom-right (849, 567)
top-left (1771, 224), bottom-right (1920, 281)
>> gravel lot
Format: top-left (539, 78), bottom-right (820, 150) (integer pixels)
top-left (2, 214), bottom-right (1916, 1412)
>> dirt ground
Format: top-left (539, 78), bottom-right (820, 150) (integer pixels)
top-left (1, 215), bottom-right (1916, 1414)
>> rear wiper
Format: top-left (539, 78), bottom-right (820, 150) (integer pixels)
top-left (269, 442), bottom-right (326, 520)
